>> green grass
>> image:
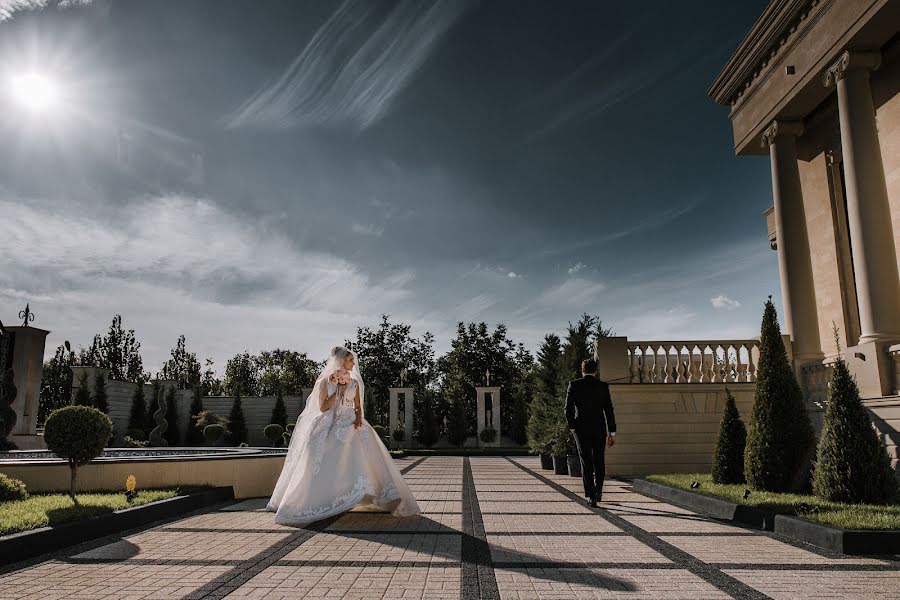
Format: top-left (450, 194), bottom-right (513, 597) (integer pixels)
top-left (646, 473), bottom-right (900, 530)
top-left (0, 489), bottom-right (180, 537)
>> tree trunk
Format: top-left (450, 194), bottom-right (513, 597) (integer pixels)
top-left (69, 462), bottom-right (79, 505)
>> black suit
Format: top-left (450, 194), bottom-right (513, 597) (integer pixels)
top-left (565, 374), bottom-right (617, 501)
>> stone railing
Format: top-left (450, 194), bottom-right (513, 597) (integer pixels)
top-left (624, 340), bottom-right (761, 384)
top-left (801, 361), bottom-right (834, 407)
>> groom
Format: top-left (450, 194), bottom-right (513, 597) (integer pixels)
top-left (565, 358), bottom-right (617, 508)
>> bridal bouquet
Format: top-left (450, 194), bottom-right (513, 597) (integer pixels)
top-left (329, 369), bottom-right (352, 386)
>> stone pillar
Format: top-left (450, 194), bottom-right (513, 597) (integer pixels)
top-left (475, 386), bottom-right (501, 447)
top-left (593, 336), bottom-right (629, 383)
top-left (388, 387), bottom-right (414, 448)
top-left (4, 326), bottom-right (49, 449)
top-left (825, 50), bottom-right (900, 345)
top-left (761, 120), bottom-right (823, 367)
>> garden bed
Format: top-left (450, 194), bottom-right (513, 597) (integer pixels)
top-left (637, 474), bottom-right (900, 554)
top-left (0, 486), bottom-right (233, 566)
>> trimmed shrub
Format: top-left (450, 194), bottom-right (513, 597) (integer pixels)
top-left (44, 405), bottom-right (113, 504)
top-left (203, 424), bottom-right (226, 444)
top-left (227, 393), bottom-right (248, 446)
top-left (392, 428), bottom-right (406, 442)
top-left (813, 351), bottom-right (898, 503)
top-left (479, 427), bottom-right (498, 444)
top-left (123, 436), bottom-right (150, 448)
top-left (744, 299), bottom-right (815, 492)
top-left (417, 397), bottom-right (439, 448)
top-left (127, 384), bottom-right (147, 439)
top-left (0, 472), bottom-right (28, 502)
top-left (148, 383), bottom-right (169, 447)
top-left (185, 386), bottom-right (205, 446)
top-left (164, 386), bottom-right (179, 446)
top-left (271, 389), bottom-right (288, 428)
top-left (264, 424), bottom-right (285, 447)
top-left (286, 423), bottom-right (295, 434)
top-left (73, 372), bottom-right (91, 406)
top-left (711, 389), bottom-right (747, 484)
top-left (0, 367), bottom-right (18, 450)
top-left (92, 372), bottom-right (109, 413)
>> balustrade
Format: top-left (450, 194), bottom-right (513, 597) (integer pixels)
top-left (626, 340), bottom-right (760, 384)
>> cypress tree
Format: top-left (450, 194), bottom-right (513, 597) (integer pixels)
top-left (73, 372), bottom-right (92, 406)
top-left (227, 392), bottom-right (248, 446)
top-left (744, 298), bottom-right (815, 491)
top-left (144, 380), bottom-right (160, 434)
top-left (271, 388), bottom-right (288, 428)
top-left (446, 398), bottom-right (467, 447)
top-left (164, 386), bottom-right (180, 446)
top-left (812, 344), bottom-right (898, 503)
top-left (185, 386), bottom-right (205, 446)
top-left (148, 383), bottom-right (169, 447)
top-left (127, 383), bottom-right (147, 438)
top-left (417, 395), bottom-right (439, 448)
top-left (711, 388), bottom-right (747, 484)
top-left (92, 372), bottom-right (110, 414)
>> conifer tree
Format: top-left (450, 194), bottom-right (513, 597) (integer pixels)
top-left (73, 372), bottom-right (92, 406)
top-left (127, 383), bottom-right (147, 439)
top-left (812, 329), bottom-right (898, 503)
top-left (446, 398), bottom-right (468, 447)
top-left (711, 388), bottom-right (747, 484)
top-left (744, 298), bottom-right (815, 491)
top-left (92, 372), bottom-right (110, 414)
top-left (184, 386), bottom-right (205, 446)
top-left (417, 394), bottom-right (439, 448)
top-left (271, 388), bottom-right (288, 428)
top-left (227, 392), bottom-right (248, 446)
top-left (164, 386), bottom-right (180, 446)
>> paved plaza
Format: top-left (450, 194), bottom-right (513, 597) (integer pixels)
top-left (1, 456), bottom-right (898, 599)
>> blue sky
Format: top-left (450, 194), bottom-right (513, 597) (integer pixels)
top-left (0, 0), bottom-right (779, 371)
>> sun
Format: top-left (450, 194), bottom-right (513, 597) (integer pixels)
top-left (8, 72), bottom-right (59, 112)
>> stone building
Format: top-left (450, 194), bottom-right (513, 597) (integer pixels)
top-left (709, 0), bottom-right (900, 406)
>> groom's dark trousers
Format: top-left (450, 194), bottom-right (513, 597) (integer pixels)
top-left (565, 374), bottom-right (616, 501)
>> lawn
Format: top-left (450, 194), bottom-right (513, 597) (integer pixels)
top-left (646, 473), bottom-right (900, 530)
top-left (0, 489), bottom-right (179, 536)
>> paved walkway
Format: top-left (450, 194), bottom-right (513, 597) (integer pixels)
top-left (1, 457), bottom-right (898, 599)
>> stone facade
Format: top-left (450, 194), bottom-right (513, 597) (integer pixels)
top-left (710, 0), bottom-right (900, 397)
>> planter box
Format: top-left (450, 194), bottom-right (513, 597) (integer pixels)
top-left (633, 479), bottom-right (900, 555)
top-left (0, 486), bottom-right (234, 567)
top-left (567, 455), bottom-right (582, 477)
top-left (539, 453), bottom-right (553, 470)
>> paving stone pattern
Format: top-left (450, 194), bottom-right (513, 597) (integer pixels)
top-left (1, 456), bottom-right (898, 599)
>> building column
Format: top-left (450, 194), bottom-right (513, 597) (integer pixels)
top-left (761, 120), bottom-right (823, 364)
top-left (825, 50), bottom-right (900, 345)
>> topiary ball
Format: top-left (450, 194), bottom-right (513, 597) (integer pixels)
top-left (264, 424), bottom-right (285, 446)
top-left (392, 428), bottom-right (405, 442)
top-left (0, 472), bottom-right (28, 502)
top-left (203, 424), bottom-right (226, 444)
top-left (286, 423), bottom-right (295, 433)
top-left (479, 427), bottom-right (498, 444)
top-left (373, 425), bottom-right (387, 438)
top-left (44, 406), bottom-right (112, 467)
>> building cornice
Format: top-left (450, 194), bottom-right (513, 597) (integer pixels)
top-left (707, 0), bottom-right (817, 107)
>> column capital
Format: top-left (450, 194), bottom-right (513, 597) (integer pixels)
top-left (823, 50), bottom-right (881, 87)
top-left (760, 120), bottom-right (804, 148)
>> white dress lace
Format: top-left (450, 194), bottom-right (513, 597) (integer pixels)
top-left (266, 379), bottom-right (420, 525)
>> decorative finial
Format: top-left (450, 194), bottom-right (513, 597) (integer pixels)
top-left (485, 368), bottom-right (491, 386)
top-left (19, 303), bottom-right (35, 327)
top-left (400, 367), bottom-right (407, 387)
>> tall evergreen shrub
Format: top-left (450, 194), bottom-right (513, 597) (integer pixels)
top-left (92, 372), bottom-right (110, 414)
top-left (271, 388), bottom-right (288, 428)
top-left (185, 386), bottom-right (205, 446)
top-left (711, 388), bottom-right (747, 484)
top-left (227, 392), bottom-right (248, 446)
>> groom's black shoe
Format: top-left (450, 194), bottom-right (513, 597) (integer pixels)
top-left (588, 496), bottom-right (598, 508)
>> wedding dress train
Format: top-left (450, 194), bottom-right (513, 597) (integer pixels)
top-left (266, 351), bottom-right (420, 526)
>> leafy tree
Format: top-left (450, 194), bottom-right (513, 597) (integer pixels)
top-left (506, 344), bottom-right (534, 445)
top-left (127, 383), bottom-right (147, 440)
top-left (92, 372), bottom-right (110, 414)
top-left (348, 315), bottom-right (435, 428)
top-left (446, 397), bottom-right (468, 447)
top-left (711, 389), bottom-right (747, 484)
top-left (184, 386), bottom-right (205, 446)
top-left (527, 334), bottom-right (563, 454)
top-left (39, 342), bottom-right (76, 425)
top-left (200, 358), bottom-right (224, 396)
top-left (224, 352), bottom-right (258, 396)
top-left (73, 372), bottom-right (92, 406)
top-left (160, 335), bottom-right (202, 390)
top-left (256, 349), bottom-right (319, 395)
top-left (813, 334), bottom-right (897, 503)
top-left (227, 392), bottom-right (248, 445)
top-left (744, 298), bottom-right (815, 492)
top-left (164, 386), bottom-right (180, 446)
top-left (271, 388), bottom-right (288, 428)
top-left (416, 390), bottom-right (439, 447)
top-left (78, 315), bottom-right (146, 382)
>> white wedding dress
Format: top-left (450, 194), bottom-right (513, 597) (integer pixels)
top-left (266, 349), bottom-right (420, 526)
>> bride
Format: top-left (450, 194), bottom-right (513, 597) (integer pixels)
top-left (267, 345), bottom-right (420, 525)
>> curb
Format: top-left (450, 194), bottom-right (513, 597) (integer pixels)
top-left (0, 486), bottom-right (235, 566)
top-left (633, 479), bottom-right (900, 555)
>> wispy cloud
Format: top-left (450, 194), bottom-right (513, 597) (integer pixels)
top-left (225, 0), bottom-right (471, 131)
top-left (507, 271), bottom-right (522, 279)
top-left (0, 0), bottom-right (92, 22)
top-left (710, 294), bottom-right (741, 310)
top-left (351, 222), bottom-right (385, 237)
top-left (567, 262), bottom-right (586, 275)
